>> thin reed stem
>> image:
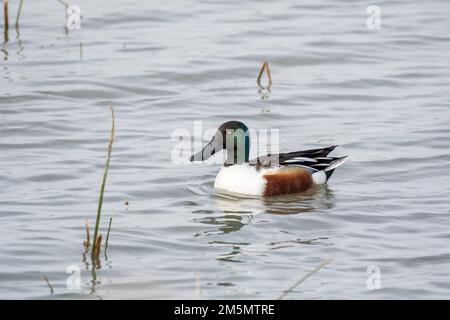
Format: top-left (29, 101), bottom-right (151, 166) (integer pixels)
top-left (83, 218), bottom-right (90, 247)
top-left (277, 258), bottom-right (332, 300)
top-left (105, 216), bottom-right (112, 250)
top-left (43, 276), bottom-right (54, 295)
top-left (56, 0), bottom-right (69, 8)
top-left (91, 107), bottom-right (115, 260)
top-left (3, 0), bottom-right (8, 42)
top-left (95, 234), bottom-right (102, 259)
top-left (3, 0), bottom-right (8, 30)
top-left (15, 0), bottom-right (23, 27)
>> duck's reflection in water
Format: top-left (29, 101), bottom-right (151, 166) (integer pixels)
top-left (214, 185), bottom-right (336, 217)
top-left (193, 213), bottom-right (252, 262)
top-left (261, 185), bottom-right (336, 215)
top-left (193, 186), bottom-right (335, 262)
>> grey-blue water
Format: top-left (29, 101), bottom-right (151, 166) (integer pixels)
top-left (1, 0), bottom-right (450, 299)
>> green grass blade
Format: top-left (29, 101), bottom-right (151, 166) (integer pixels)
top-left (91, 107), bottom-right (115, 260)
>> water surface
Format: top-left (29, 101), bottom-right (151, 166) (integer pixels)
top-left (1, 0), bottom-right (450, 299)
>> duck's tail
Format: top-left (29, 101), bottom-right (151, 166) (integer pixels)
top-left (324, 156), bottom-right (347, 180)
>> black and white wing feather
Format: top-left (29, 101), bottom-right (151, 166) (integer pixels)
top-left (251, 145), bottom-right (347, 181)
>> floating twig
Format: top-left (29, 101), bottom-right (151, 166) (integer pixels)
top-left (43, 276), bottom-right (54, 295)
top-left (105, 216), bottom-right (112, 250)
top-left (257, 61), bottom-right (272, 89)
top-left (277, 258), bottom-right (332, 300)
top-left (91, 107), bottom-right (115, 260)
top-left (15, 0), bottom-right (23, 27)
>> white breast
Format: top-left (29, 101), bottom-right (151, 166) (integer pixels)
top-left (214, 164), bottom-right (276, 197)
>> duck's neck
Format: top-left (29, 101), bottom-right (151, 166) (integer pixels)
top-left (225, 135), bottom-right (250, 166)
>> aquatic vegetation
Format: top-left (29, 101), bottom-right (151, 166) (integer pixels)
top-left (91, 106), bottom-right (114, 260)
top-left (56, 0), bottom-right (68, 8)
top-left (277, 259), bottom-right (332, 300)
top-left (105, 216), bottom-right (113, 251)
top-left (84, 107), bottom-right (115, 262)
top-left (3, 0), bottom-right (24, 30)
top-left (15, 0), bottom-right (23, 27)
top-left (257, 61), bottom-right (272, 89)
top-left (83, 218), bottom-right (90, 248)
top-left (43, 276), bottom-right (54, 295)
top-left (3, 0), bottom-right (8, 31)
top-left (94, 234), bottom-right (102, 259)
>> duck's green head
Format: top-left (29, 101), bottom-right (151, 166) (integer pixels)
top-left (190, 121), bottom-right (250, 165)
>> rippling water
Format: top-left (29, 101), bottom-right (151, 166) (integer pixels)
top-left (1, 0), bottom-right (450, 299)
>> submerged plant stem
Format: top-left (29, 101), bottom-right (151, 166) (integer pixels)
top-left (91, 107), bottom-right (115, 260)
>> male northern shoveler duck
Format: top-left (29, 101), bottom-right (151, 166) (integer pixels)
top-left (190, 121), bottom-right (347, 197)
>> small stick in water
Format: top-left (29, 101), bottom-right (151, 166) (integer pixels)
top-left (257, 61), bottom-right (272, 88)
top-left (43, 276), bottom-right (54, 295)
